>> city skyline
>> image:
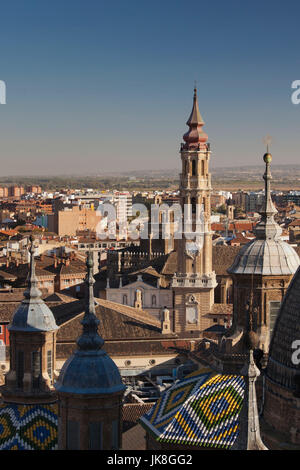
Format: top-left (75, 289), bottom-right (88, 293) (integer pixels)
top-left (0, 1), bottom-right (300, 176)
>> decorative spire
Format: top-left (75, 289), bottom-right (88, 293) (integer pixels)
top-left (243, 282), bottom-right (259, 350)
top-left (183, 87), bottom-right (208, 149)
top-left (232, 350), bottom-right (268, 450)
top-left (254, 150), bottom-right (282, 240)
top-left (76, 252), bottom-right (104, 351)
top-left (24, 235), bottom-right (42, 300)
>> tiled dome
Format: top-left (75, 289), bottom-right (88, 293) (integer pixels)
top-left (266, 266), bottom-right (300, 390)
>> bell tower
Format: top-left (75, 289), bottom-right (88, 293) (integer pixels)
top-left (172, 88), bottom-right (217, 336)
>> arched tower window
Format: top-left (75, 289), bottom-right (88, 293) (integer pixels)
top-left (47, 350), bottom-right (53, 384)
top-left (201, 160), bottom-right (205, 176)
top-left (191, 197), bottom-right (196, 214)
top-left (16, 350), bottom-right (24, 389)
top-left (192, 160), bottom-right (196, 176)
top-left (32, 351), bottom-right (41, 390)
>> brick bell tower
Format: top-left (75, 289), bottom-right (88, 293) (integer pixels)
top-left (172, 88), bottom-right (217, 337)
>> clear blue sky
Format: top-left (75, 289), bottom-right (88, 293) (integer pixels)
top-left (0, 0), bottom-right (300, 176)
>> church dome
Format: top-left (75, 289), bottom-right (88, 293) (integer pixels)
top-left (55, 348), bottom-right (125, 395)
top-left (228, 238), bottom-right (300, 276)
top-left (266, 265), bottom-right (300, 390)
top-left (228, 151), bottom-right (300, 277)
top-left (10, 298), bottom-right (58, 332)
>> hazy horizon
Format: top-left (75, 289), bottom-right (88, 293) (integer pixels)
top-left (0, 1), bottom-right (300, 176)
top-left (0, 163), bottom-right (300, 180)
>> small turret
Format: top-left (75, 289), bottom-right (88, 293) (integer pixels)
top-left (2, 235), bottom-right (58, 404)
top-left (254, 151), bottom-right (282, 241)
top-left (232, 350), bottom-right (267, 450)
top-left (55, 252), bottom-right (125, 450)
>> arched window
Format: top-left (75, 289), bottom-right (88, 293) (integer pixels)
top-left (16, 351), bottom-right (24, 389)
top-left (47, 350), bottom-right (53, 384)
top-left (192, 159), bottom-right (196, 176)
top-left (32, 351), bottom-right (41, 390)
top-left (201, 160), bottom-right (205, 176)
top-left (191, 197), bottom-right (196, 214)
top-left (123, 294), bottom-right (127, 305)
top-left (152, 295), bottom-right (157, 306)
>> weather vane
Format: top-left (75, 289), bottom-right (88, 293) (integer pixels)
top-left (263, 135), bottom-right (272, 153)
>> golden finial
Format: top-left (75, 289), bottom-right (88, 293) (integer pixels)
top-left (263, 135), bottom-right (272, 163)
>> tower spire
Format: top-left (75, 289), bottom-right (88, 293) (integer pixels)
top-left (24, 235), bottom-right (42, 300)
top-left (254, 150), bottom-right (282, 240)
top-left (76, 251), bottom-right (104, 351)
top-left (183, 87), bottom-right (208, 149)
top-left (232, 350), bottom-right (267, 450)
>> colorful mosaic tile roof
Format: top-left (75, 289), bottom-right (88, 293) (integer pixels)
top-left (140, 368), bottom-right (245, 449)
top-left (0, 403), bottom-right (58, 450)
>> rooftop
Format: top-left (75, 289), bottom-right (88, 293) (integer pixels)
top-left (140, 368), bottom-right (245, 449)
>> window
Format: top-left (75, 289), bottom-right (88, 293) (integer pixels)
top-left (269, 301), bottom-right (281, 336)
top-left (17, 351), bottom-right (24, 389)
top-left (0, 325), bottom-right (2, 334)
top-left (47, 350), bottom-right (52, 383)
top-left (192, 159), bottom-right (196, 176)
top-left (191, 197), bottom-right (196, 214)
top-left (32, 351), bottom-right (41, 390)
top-left (89, 422), bottom-right (103, 450)
top-left (67, 420), bottom-right (80, 450)
top-left (111, 420), bottom-right (119, 450)
top-left (151, 295), bottom-right (157, 306)
top-left (123, 294), bottom-right (128, 305)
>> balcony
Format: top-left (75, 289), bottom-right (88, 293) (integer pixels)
top-left (171, 272), bottom-right (217, 289)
